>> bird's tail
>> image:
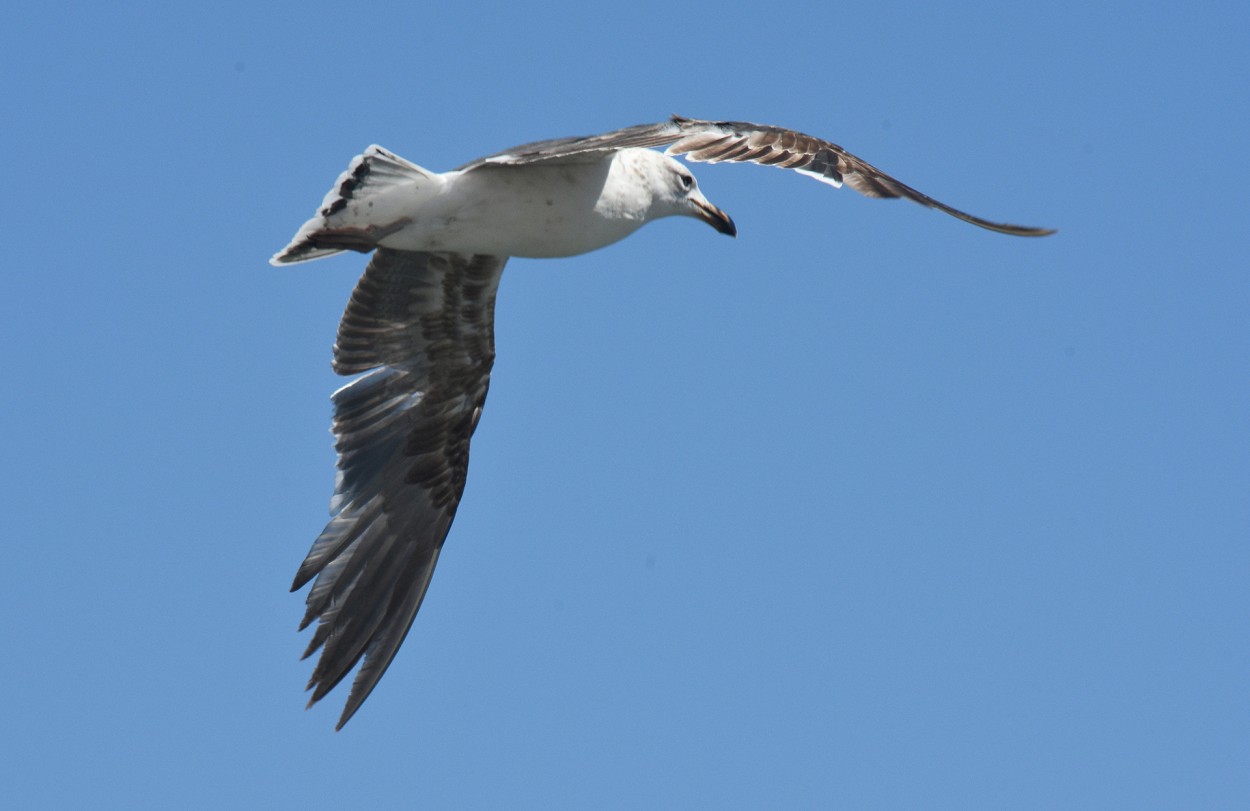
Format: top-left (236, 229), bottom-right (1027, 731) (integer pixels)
top-left (270, 146), bottom-right (439, 265)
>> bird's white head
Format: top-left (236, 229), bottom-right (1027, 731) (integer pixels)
top-left (619, 149), bottom-right (737, 237)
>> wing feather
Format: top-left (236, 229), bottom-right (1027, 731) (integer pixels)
top-left (293, 248), bottom-right (506, 729)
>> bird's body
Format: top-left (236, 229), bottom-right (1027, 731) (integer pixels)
top-left (273, 115), bottom-right (1053, 729)
top-left (397, 160), bottom-right (635, 257)
top-left (278, 146), bottom-right (729, 263)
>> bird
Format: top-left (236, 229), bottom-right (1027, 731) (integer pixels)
top-left (272, 115), bottom-right (1054, 729)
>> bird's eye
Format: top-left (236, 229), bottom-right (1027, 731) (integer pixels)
top-left (680, 173), bottom-right (694, 190)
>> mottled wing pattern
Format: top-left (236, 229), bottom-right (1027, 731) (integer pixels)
top-left (293, 248), bottom-right (506, 729)
top-left (470, 116), bottom-right (1053, 237)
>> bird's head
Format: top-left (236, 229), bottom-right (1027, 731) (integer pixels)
top-left (631, 150), bottom-right (737, 237)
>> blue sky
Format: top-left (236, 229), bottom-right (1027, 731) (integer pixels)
top-left (4, 1), bottom-right (1247, 807)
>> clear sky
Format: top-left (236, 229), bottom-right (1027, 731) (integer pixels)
top-left (4, 2), bottom-right (1247, 808)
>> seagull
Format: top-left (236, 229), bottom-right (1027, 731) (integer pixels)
top-left (272, 115), bottom-right (1054, 729)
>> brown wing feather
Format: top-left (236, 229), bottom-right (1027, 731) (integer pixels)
top-left (293, 248), bottom-right (506, 729)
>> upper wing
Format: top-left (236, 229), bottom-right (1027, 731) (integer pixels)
top-left (293, 248), bottom-right (506, 730)
top-left (467, 115), bottom-right (1054, 237)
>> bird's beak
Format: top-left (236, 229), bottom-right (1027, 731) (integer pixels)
top-left (691, 197), bottom-right (737, 237)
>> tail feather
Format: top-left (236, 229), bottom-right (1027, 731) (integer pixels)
top-left (270, 146), bottom-right (438, 266)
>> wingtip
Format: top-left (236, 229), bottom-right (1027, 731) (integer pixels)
top-left (333, 692), bottom-right (367, 731)
top-left (937, 203), bottom-right (1058, 238)
top-left (1001, 224), bottom-right (1058, 238)
top-left (303, 691), bottom-right (351, 732)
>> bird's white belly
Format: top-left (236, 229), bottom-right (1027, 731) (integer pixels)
top-left (378, 159), bottom-right (647, 258)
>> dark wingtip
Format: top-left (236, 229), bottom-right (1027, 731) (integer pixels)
top-left (335, 698), bottom-right (364, 731)
top-left (997, 224), bottom-right (1057, 237)
top-left (937, 204), bottom-right (1057, 238)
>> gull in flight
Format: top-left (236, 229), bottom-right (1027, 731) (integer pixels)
top-left (272, 115), bottom-right (1054, 729)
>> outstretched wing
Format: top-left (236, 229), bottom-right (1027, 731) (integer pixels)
top-left (468, 115), bottom-right (1053, 237)
top-left (293, 248), bottom-right (506, 729)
